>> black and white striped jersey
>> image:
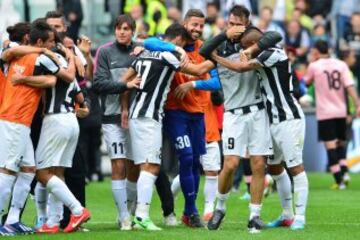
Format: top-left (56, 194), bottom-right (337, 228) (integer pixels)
top-left (255, 47), bottom-right (304, 124)
top-left (129, 50), bottom-right (181, 122)
top-left (44, 53), bottom-right (81, 114)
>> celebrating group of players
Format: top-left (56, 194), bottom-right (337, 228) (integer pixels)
top-left (0, 3), bottom-right (359, 236)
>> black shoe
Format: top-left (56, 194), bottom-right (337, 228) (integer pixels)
top-left (248, 216), bottom-right (265, 233)
top-left (207, 209), bottom-right (225, 230)
top-left (188, 214), bottom-right (204, 228)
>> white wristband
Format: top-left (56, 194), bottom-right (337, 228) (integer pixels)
top-left (192, 81), bottom-right (196, 88)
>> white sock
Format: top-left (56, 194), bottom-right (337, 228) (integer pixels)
top-left (46, 176), bottom-right (83, 216)
top-left (135, 171), bottom-right (157, 219)
top-left (204, 176), bottom-right (218, 215)
top-left (0, 173), bottom-right (16, 218)
top-left (46, 193), bottom-right (63, 227)
top-left (5, 172), bottom-right (34, 224)
top-left (112, 180), bottom-right (130, 221)
top-left (272, 170), bottom-right (294, 219)
top-left (126, 179), bottom-right (137, 214)
top-left (293, 171), bottom-right (308, 222)
top-left (249, 203), bottom-right (262, 220)
top-left (215, 192), bottom-right (229, 212)
top-left (35, 182), bottom-right (48, 220)
top-left (171, 175), bottom-right (181, 197)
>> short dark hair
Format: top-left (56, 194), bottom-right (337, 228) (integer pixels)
top-left (240, 28), bottom-right (263, 48)
top-left (184, 9), bottom-right (205, 20)
top-left (314, 40), bottom-right (329, 54)
top-left (29, 19), bottom-right (54, 45)
top-left (229, 5), bottom-right (250, 19)
top-left (7, 22), bottom-right (31, 43)
top-left (207, 2), bottom-right (219, 10)
top-left (45, 10), bottom-right (64, 19)
top-left (114, 14), bottom-right (136, 31)
top-left (164, 23), bottom-right (190, 41)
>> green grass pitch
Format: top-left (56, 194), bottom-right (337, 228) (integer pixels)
top-left (10, 173), bottom-right (360, 239)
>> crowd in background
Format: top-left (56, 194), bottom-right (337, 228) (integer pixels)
top-left (114, 0), bottom-right (360, 95)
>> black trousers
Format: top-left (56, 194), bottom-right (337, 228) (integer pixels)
top-left (80, 126), bottom-right (102, 180)
top-left (155, 170), bottom-right (174, 217)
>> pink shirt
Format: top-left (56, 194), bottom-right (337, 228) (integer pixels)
top-left (303, 58), bottom-right (354, 120)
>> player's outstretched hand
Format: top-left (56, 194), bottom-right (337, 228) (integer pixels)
top-left (74, 56), bottom-right (85, 77)
top-left (11, 72), bottom-right (25, 85)
top-left (174, 82), bottom-right (194, 100)
top-left (240, 51), bottom-right (249, 62)
top-left (226, 25), bottom-right (246, 40)
top-left (211, 50), bottom-right (219, 60)
top-left (241, 48), bottom-right (254, 61)
top-left (131, 46), bottom-right (145, 56)
top-left (77, 35), bottom-right (92, 56)
top-left (175, 46), bottom-right (188, 65)
top-left (121, 110), bottom-right (129, 129)
top-left (127, 76), bottom-right (141, 89)
top-left (76, 106), bottom-right (90, 118)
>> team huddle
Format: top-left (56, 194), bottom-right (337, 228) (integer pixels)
top-left (0, 3), bottom-right (358, 237)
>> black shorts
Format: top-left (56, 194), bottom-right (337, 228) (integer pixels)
top-left (317, 118), bottom-right (347, 141)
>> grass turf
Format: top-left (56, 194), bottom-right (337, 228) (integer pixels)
top-left (9, 173), bottom-right (360, 239)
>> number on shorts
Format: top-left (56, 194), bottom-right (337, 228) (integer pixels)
top-left (228, 137), bottom-right (235, 150)
top-left (112, 142), bottom-right (124, 154)
top-left (175, 136), bottom-right (191, 149)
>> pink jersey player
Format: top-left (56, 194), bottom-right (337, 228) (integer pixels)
top-left (303, 58), bottom-right (354, 120)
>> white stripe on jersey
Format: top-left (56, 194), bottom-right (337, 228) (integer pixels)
top-left (257, 47), bottom-right (303, 123)
top-left (158, 71), bottom-right (175, 117)
top-left (144, 66), bottom-right (169, 118)
top-left (131, 92), bottom-right (148, 118)
top-left (48, 87), bottom-right (56, 113)
top-left (35, 54), bottom-right (60, 73)
top-left (264, 50), bottom-right (287, 66)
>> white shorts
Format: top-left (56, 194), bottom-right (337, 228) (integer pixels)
top-left (267, 119), bottom-right (305, 168)
top-left (102, 123), bottom-right (130, 160)
top-left (129, 118), bottom-right (162, 165)
top-left (36, 113), bottom-right (79, 169)
top-left (0, 120), bottom-right (35, 172)
top-left (222, 109), bottom-right (273, 158)
top-left (200, 141), bottom-right (221, 171)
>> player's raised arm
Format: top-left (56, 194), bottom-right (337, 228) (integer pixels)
top-left (200, 26), bottom-right (245, 59)
top-left (54, 44), bottom-right (76, 83)
top-left (180, 59), bottom-right (215, 76)
top-left (174, 67), bottom-right (221, 100)
top-left (11, 74), bottom-right (56, 88)
top-left (212, 51), bottom-right (261, 73)
top-left (241, 31), bottom-right (283, 59)
top-left (120, 67), bottom-right (139, 129)
top-left (1, 46), bottom-right (46, 62)
top-left (121, 67), bottom-right (141, 90)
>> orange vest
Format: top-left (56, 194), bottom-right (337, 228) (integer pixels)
top-left (204, 99), bottom-right (221, 142)
top-left (0, 69), bottom-right (5, 106)
top-left (0, 53), bottom-right (42, 127)
top-left (165, 40), bottom-right (210, 113)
